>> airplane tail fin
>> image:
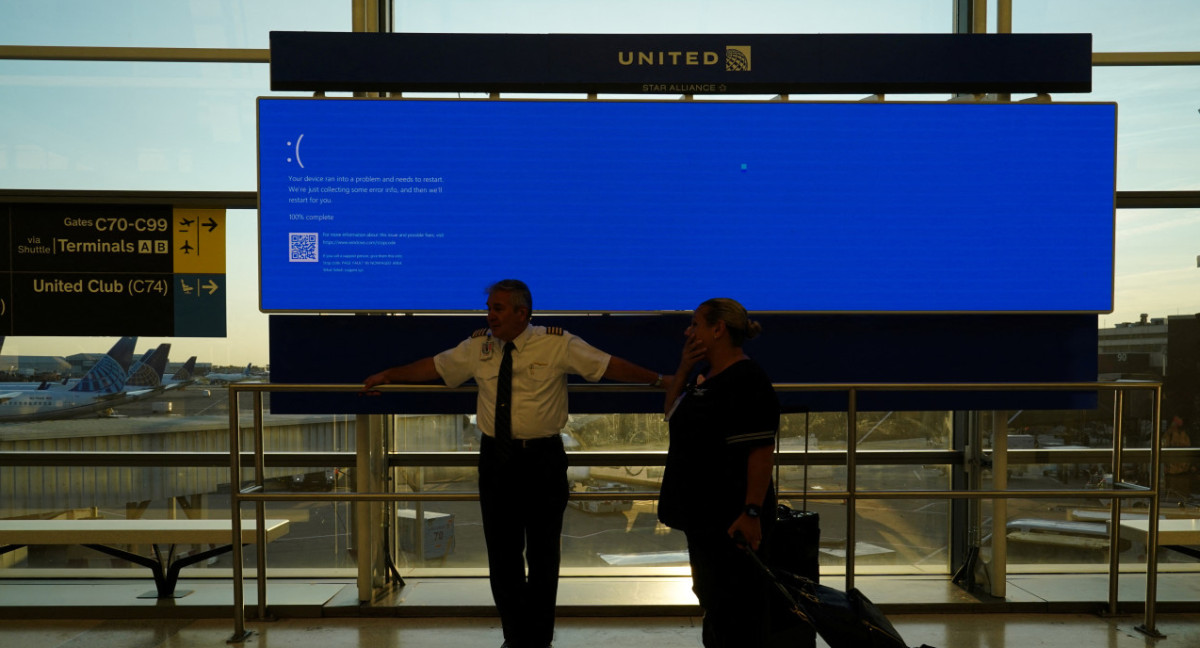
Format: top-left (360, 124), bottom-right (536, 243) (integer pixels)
top-left (126, 349), bottom-right (155, 386)
top-left (171, 356), bottom-right (197, 381)
top-left (70, 336), bottom-right (137, 394)
top-left (126, 343), bottom-right (171, 388)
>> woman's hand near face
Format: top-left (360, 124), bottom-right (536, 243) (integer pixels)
top-left (678, 332), bottom-right (707, 375)
top-left (665, 332), bottom-right (706, 417)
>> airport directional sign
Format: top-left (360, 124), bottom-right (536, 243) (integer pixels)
top-left (0, 203), bottom-right (226, 336)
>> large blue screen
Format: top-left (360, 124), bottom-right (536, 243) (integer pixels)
top-left (258, 99), bottom-right (1115, 313)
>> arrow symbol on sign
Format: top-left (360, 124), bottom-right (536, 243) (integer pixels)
top-left (203, 279), bottom-right (219, 295)
top-left (203, 218), bottom-right (219, 232)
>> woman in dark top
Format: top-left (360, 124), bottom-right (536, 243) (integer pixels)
top-left (659, 297), bottom-right (779, 648)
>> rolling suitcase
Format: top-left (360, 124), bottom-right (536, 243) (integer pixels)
top-left (749, 548), bottom-right (935, 648)
top-left (769, 504), bottom-right (820, 581)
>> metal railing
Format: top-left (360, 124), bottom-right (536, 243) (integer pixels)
top-left (226, 380), bottom-right (1169, 641)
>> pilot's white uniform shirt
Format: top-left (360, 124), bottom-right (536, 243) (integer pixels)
top-left (434, 325), bottom-right (611, 440)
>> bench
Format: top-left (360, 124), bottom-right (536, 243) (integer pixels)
top-left (0, 518), bottom-right (290, 598)
top-left (1116, 518), bottom-right (1200, 560)
top-left (1006, 530), bottom-right (1112, 552)
top-left (1113, 517), bottom-right (1200, 637)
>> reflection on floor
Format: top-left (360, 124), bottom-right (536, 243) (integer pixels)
top-left (3, 614), bottom-right (1200, 648)
top-left (3, 572), bottom-right (1199, 616)
top-left (1, 572), bottom-right (1198, 646)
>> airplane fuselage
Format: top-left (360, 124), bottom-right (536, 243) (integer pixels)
top-left (0, 391), bottom-right (124, 422)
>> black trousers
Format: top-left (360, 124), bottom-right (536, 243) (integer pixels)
top-left (478, 434), bottom-right (569, 648)
top-left (686, 527), bottom-right (773, 648)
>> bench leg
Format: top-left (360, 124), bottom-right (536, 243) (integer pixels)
top-left (162, 543), bottom-right (242, 597)
top-left (1165, 544), bottom-right (1200, 560)
top-left (83, 543), bottom-right (238, 598)
top-left (83, 543), bottom-right (177, 597)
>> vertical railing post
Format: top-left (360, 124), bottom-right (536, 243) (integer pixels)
top-left (989, 411), bottom-right (1008, 598)
top-left (253, 391), bottom-right (268, 620)
top-left (1106, 388), bottom-right (1125, 616)
top-left (228, 385), bottom-right (249, 642)
top-left (1137, 386), bottom-right (1164, 637)
top-left (845, 388), bottom-right (857, 591)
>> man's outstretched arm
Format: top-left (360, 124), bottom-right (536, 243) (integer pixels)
top-left (603, 355), bottom-right (672, 390)
top-left (362, 357), bottom-right (440, 393)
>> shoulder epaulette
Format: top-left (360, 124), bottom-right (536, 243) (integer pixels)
top-left (471, 328), bottom-right (490, 338)
top-left (546, 326), bottom-right (564, 336)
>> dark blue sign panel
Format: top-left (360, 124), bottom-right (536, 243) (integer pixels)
top-left (270, 313), bottom-right (1099, 414)
top-left (258, 99), bottom-right (1115, 314)
top-left (269, 32), bottom-right (1093, 95)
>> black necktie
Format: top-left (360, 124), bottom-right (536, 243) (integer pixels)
top-left (494, 341), bottom-right (516, 454)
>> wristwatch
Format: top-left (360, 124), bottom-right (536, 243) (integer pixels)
top-left (743, 503), bottom-right (762, 518)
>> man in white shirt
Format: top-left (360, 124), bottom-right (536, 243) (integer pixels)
top-left (363, 279), bottom-right (669, 648)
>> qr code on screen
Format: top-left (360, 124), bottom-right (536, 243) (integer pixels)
top-left (289, 232), bottom-right (319, 262)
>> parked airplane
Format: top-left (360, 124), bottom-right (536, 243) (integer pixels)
top-left (0, 337), bottom-right (137, 422)
top-left (203, 362), bottom-right (260, 385)
top-left (8, 343), bottom-right (169, 395)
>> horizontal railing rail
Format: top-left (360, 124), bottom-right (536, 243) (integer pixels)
top-left (6, 447), bottom-right (1196, 469)
top-left (4, 45), bottom-right (1200, 67)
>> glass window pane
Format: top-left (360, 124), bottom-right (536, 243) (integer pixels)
top-left (395, 0), bottom-right (949, 33)
top-left (1091, 68), bottom-right (1200, 193)
top-left (1013, 1), bottom-right (1200, 51)
top-left (6, 0), bottom-right (1198, 587)
top-left (0, 61), bottom-right (273, 192)
top-left (1114, 208), bottom-right (1200, 326)
top-left (0, 1), bottom-right (348, 48)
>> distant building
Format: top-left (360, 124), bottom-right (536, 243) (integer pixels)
top-left (1099, 313), bottom-right (1200, 428)
top-left (65, 353), bottom-right (109, 377)
top-left (0, 355), bottom-right (72, 377)
top-left (1099, 314), bottom-right (1200, 429)
top-left (1098, 313), bottom-right (1168, 378)
top-left (1165, 314), bottom-right (1200, 428)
